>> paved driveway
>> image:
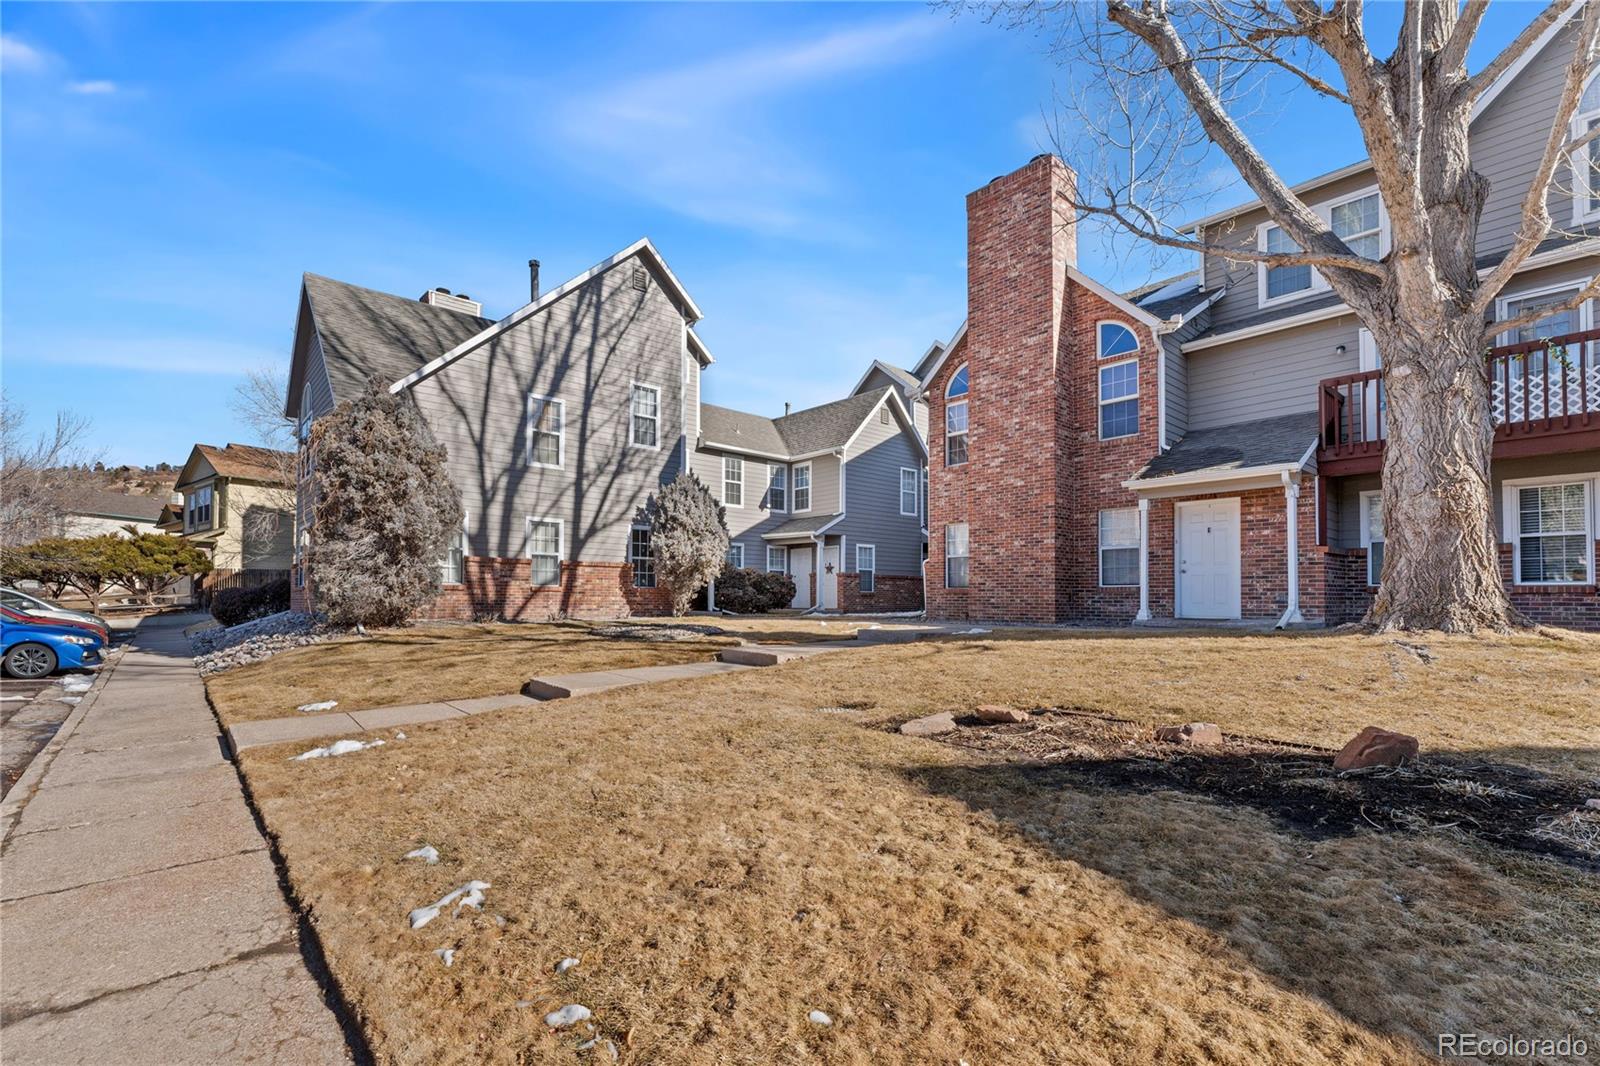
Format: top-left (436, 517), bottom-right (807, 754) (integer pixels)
top-left (0, 613), bottom-right (354, 1065)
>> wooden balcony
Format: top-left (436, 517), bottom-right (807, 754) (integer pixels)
top-left (1317, 328), bottom-right (1600, 475)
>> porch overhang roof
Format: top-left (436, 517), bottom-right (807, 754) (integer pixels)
top-left (1124, 412), bottom-right (1320, 498)
top-left (760, 513), bottom-right (844, 540)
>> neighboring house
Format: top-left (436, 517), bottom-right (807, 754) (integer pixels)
top-left (696, 388), bottom-right (927, 612)
top-left (57, 489), bottom-right (165, 538)
top-left (924, 14), bottom-right (1600, 630)
top-left (171, 443), bottom-right (294, 584)
top-left (283, 241), bottom-right (929, 619)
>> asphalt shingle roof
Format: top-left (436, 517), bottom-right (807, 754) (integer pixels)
top-left (304, 274), bottom-right (493, 401)
top-left (1134, 411), bottom-right (1320, 481)
top-left (193, 443), bottom-right (295, 486)
top-left (700, 403), bottom-right (790, 456)
top-left (62, 489), bottom-right (167, 522)
top-left (762, 513), bottom-right (843, 538)
top-left (701, 390), bottom-right (896, 459)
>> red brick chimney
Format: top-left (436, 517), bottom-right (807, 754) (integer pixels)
top-left (961, 154), bottom-right (1077, 623)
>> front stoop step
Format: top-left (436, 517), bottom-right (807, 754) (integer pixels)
top-left (717, 646), bottom-right (803, 667)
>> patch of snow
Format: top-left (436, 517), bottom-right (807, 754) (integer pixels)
top-left (544, 1004), bottom-right (591, 1028)
top-left (292, 738), bottom-right (385, 761)
top-left (453, 883), bottom-right (487, 916)
top-left (555, 956), bottom-right (580, 975)
top-left (808, 1010), bottom-right (833, 1027)
top-left (1135, 272), bottom-right (1200, 307)
top-left (62, 677), bottom-right (93, 692)
top-left (59, 696), bottom-right (81, 705)
top-left (395, 731), bottom-right (406, 740)
top-left (409, 880), bottom-right (491, 929)
top-left (434, 947), bottom-right (455, 967)
top-left (404, 845), bottom-right (439, 864)
top-left (955, 628), bottom-right (992, 635)
top-left (297, 700), bottom-right (338, 713)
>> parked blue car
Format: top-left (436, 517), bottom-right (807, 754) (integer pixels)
top-left (1, 606), bottom-right (107, 679)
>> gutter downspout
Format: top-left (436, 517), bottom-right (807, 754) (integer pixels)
top-left (1275, 471), bottom-right (1305, 629)
top-left (1135, 497), bottom-right (1152, 622)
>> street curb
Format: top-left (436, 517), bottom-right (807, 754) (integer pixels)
top-left (0, 644), bottom-right (126, 847)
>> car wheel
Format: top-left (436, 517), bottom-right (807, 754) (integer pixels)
top-left (4, 643), bottom-right (58, 679)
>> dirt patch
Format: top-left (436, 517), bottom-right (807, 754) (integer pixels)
top-left (929, 709), bottom-right (1599, 869)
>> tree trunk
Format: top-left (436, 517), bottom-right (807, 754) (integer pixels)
top-left (1365, 319), bottom-right (1519, 631)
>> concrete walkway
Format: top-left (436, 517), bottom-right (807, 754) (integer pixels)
top-left (0, 614), bottom-right (353, 1065)
top-left (226, 641), bottom-right (857, 753)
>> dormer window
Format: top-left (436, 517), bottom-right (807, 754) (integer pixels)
top-left (1572, 69), bottom-right (1600, 224)
top-left (945, 365), bottom-right (969, 467)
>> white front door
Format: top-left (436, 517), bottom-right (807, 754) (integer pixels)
top-left (788, 546), bottom-right (812, 609)
top-left (1177, 499), bottom-right (1241, 619)
top-left (821, 544), bottom-right (840, 610)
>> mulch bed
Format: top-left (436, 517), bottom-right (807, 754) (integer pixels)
top-left (929, 708), bottom-right (1599, 870)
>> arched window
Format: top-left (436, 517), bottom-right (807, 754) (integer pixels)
top-left (1573, 68), bottom-right (1600, 223)
top-left (1096, 323), bottom-right (1139, 440)
top-left (1098, 321), bottom-right (1139, 359)
top-left (945, 365), bottom-right (969, 466)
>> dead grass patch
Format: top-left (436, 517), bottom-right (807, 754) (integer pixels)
top-left (204, 622), bottom-right (733, 725)
top-left (238, 628), bottom-right (1600, 1064)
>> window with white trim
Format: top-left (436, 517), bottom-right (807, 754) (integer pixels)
top-left (899, 467), bottom-right (919, 517)
top-left (1330, 192), bottom-right (1381, 259)
top-left (945, 365), bottom-right (969, 467)
top-left (629, 383), bottom-right (659, 449)
top-left (792, 463), bottom-right (812, 512)
top-left (526, 518), bottom-right (561, 586)
top-left (1514, 481), bottom-right (1592, 584)
top-left (726, 543), bottom-right (745, 569)
top-left (945, 523), bottom-right (969, 588)
top-left (1098, 322), bottom-right (1138, 360)
top-left (723, 455), bottom-right (744, 507)
top-left (1098, 509), bottom-right (1138, 587)
top-left (856, 544), bottom-right (876, 594)
top-left (439, 517), bottom-right (466, 585)
top-left (184, 485), bottom-right (214, 532)
top-left (1573, 69), bottom-right (1600, 224)
top-left (1260, 224), bottom-right (1312, 302)
top-left (1360, 491), bottom-right (1385, 586)
top-left (527, 396), bottom-right (564, 467)
top-left (768, 464), bottom-right (787, 512)
top-left (766, 545), bottom-right (788, 573)
top-left (1098, 360), bottom-right (1138, 439)
top-left (629, 526), bottom-right (655, 588)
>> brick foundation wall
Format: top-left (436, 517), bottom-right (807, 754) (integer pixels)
top-left (1498, 541), bottom-right (1600, 630)
top-left (414, 557), bottom-right (671, 622)
top-left (839, 572), bottom-right (924, 613)
top-left (1320, 547), bottom-right (1373, 625)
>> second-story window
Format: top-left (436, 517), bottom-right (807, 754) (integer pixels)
top-left (630, 383), bottom-right (659, 449)
top-left (792, 463), bottom-right (812, 512)
top-left (945, 364), bottom-right (969, 467)
top-left (1331, 193), bottom-right (1381, 258)
top-left (723, 455), bottom-right (744, 507)
top-left (185, 485), bottom-right (214, 532)
top-left (1261, 224), bottom-right (1312, 301)
top-left (1099, 360), bottom-right (1139, 440)
top-left (1574, 69), bottom-right (1600, 223)
top-left (900, 467), bottom-right (919, 517)
top-left (768, 464), bottom-right (787, 512)
top-left (527, 396), bottom-right (564, 468)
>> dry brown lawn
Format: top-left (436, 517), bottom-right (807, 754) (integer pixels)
top-left (238, 628), bottom-right (1600, 1064)
top-left (205, 622), bottom-right (734, 725)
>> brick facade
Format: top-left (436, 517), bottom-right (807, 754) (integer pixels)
top-left (1497, 541), bottom-right (1600, 629)
top-left (839, 572), bottom-right (924, 613)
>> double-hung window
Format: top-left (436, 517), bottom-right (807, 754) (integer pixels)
top-left (723, 456), bottom-right (744, 507)
top-left (1260, 224), bottom-right (1312, 302)
top-left (945, 365), bottom-right (969, 467)
top-left (527, 518), bottom-right (561, 586)
top-left (792, 463), bottom-right (812, 512)
top-left (945, 523), bottom-right (969, 588)
top-left (768, 464), bottom-right (787, 512)
top-left (766, 545), bottom-right (788, 573)
top-left (726, 543), bottom-right (745, 569)
top-left (1573, 70), bottom-right (1600, 223)
top-left (856, 544), bottom-right (876, 594)
top-left (630, 383), bottom-right (659, 449)
top-left (439, 518), bottom-right (466, 585)
top-left (527, 395), bottom-right (564, 468)
top-left (629, 526), bottom-right (655, 588)
top-left (1360, 491), bottom-right (1385, 586)
top-left (1331, 192), bottom-right (1381, 259)
top-left (1097, 509), bottom-right (1139, 587)
top-left (899, 468), bottom-right (919, 517)
top-left (1512, 480), bottom-right (1592, 584)
top-left (1098, 361), bottom-right (1138, 439)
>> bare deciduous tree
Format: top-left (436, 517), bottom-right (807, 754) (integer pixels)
top-left (229, 365), bottom-right (298, 544)
top-left (1, 393), bottom-right (93, 546)
top-left (977, 0), bottom-right (1600, 632)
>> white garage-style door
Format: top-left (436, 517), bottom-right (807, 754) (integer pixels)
top-left (1176, 498), bottom-right (1241, 620)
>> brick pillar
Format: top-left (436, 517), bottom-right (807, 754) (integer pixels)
top-left (962, 154), bottom-right (1077, 623)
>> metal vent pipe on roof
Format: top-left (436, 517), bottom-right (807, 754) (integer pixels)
top-left (528, 259), bottom-right (541, 301)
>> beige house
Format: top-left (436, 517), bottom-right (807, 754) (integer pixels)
top-left (167, 443), bottom-right (294, 577)
top-left (58, 489), bottom-right (166, 538)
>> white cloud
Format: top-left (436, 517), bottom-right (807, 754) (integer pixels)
top-left (534, 14), bottom-right (954, 238)
top-left (68, 79), bottom-right (117, 95)
top-left (1, 33), bottom-right (50, 73)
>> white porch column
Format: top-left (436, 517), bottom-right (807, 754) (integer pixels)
top-left (1277, 473), bottom-right (1304, 628)
top-left (1135, 497), bottom-right (1152, 622)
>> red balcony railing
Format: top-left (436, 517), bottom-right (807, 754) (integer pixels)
top-left (1317, 328), bottom-right (1600, 470)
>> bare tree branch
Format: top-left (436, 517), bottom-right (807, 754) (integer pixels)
top-left (1438, 0), bottom-right (1491, 77)
top-left (1484, 270), bottom-right (1600, 342)
top-left (1462, 0), bottom-right (1570, 104)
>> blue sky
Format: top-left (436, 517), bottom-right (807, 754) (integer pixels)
top-left (1, 2), bottom-right (1531, 466)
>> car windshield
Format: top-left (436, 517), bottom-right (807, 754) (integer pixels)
top-left (2, 589), bottom-right (64, 611)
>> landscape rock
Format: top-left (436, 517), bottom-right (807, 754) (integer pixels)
top-left (975, 704), bottom-right (1030, 724)
top-left (1333, 726), bottom-right (1420, 771)
top-left (1585, 798), bottom-right (1600, 811)
top-left (900, 712), bottom-right (957, 737)
top-left (1155, 722), bottom-right (1223, 747)
top-left (592, 623), bottom-right (724, 642)
top-left (190, 611), bottom-right (345, 675)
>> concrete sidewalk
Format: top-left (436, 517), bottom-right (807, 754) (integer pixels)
top-left (0, 614), bottom-right (353, 1065)
top-left (226, 641), bottom-right (859, 754)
